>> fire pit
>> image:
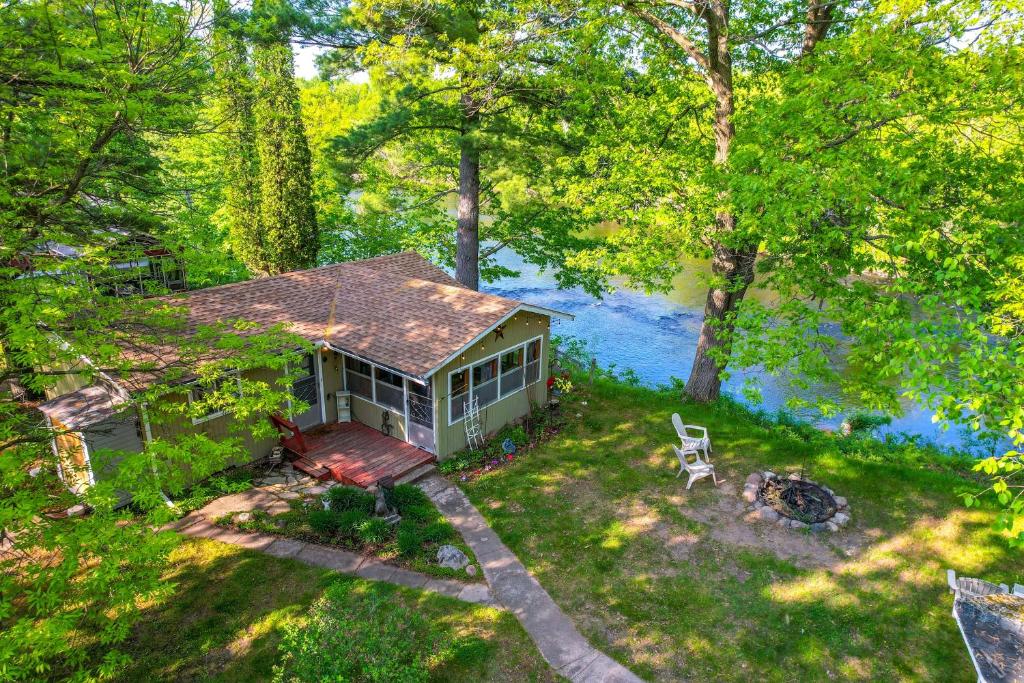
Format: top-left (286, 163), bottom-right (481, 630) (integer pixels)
top-left (742, 471), bottom-right (850, 532)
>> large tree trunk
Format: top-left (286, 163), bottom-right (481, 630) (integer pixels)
top-left (684, 244), bottom-right (757, 401)
top-left (685, 12), bottom-right (752, 402)
top-left (455, 96), bottom-right (480, 290)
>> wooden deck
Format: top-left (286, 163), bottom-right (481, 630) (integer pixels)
top-left (285, 422), bottom-right (435, 488)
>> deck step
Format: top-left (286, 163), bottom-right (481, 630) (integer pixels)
top-left (394, 463), bottom-right (438, 486)
top-left (291, 456), bottom-right (331, 480)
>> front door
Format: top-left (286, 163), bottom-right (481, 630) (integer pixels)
top-left (291, 353), bottom-right (322, 430)
top-left (406, 380), bottom-right (434, 453)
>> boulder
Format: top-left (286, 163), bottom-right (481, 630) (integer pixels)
top-left (437, 545), bottom-right (470, 570)
top-left (753, 500), bottom-right (765, 510)
top-left (833, 496), bottom-right (848, 509)
top-left (763, 471), bottom-right (776, 480)
top-left (832, 512), bottom-right (850, 526)
top-left (757, 507), bottom-right (780, 523)
top-left (788, 473), bottom-right (802, 481)
top-left (742, 487), bottom-right (758, 503)
top-left (466, 564), bottom-right (478, 577)
top-left (745, 473), bottom-right (764, 487)
top-left (776, 517), bottom-right (790, 527)
top-left (789, 520), bottom-right (809, 530)
top-left (826, 521), bottom-right (840, 532)
top-left (810, 522), bottom-right (828, 533)
top-left (236, 512), bottom-right (252, 523)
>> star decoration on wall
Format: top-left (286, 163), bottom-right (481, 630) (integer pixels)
top-left (493, 324), bottom-right (506, 341)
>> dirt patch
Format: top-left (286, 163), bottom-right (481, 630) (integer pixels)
top-left (675, 481), bottom-right (863, 569)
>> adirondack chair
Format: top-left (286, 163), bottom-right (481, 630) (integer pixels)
top-left (672, 414), bottom-right (712, 461)
top-left (672, 444), bottom-right (718, 490)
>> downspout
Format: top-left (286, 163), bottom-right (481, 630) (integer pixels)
top-left (140, 402), bottom-right (174, 508)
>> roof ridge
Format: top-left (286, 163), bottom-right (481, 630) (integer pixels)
top-left (165, 251), bottom-right (424, 300)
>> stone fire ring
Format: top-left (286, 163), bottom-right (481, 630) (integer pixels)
top-left (741, 471), bottom-right (851, 532)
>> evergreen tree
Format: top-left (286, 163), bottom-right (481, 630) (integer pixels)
top-left (251, 3), bottom-right (319, 274)
top-left (212, 0), bottom-right (268, 274)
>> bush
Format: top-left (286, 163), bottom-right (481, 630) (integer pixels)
top-left (273, 580), bottom-right (445, 683)
top-left (496, 424), bottom-right (528, 447)
top-left (397, 522), bottom-right (424, 557)
top-left (421, 521), bottom-right (454, 543)
top-left (308, 509), bottom-right (342, 536)
top-left (336, 509), bottom-right (372, 535)
top-left (326, 486), bottom-right (375, 514)
top-left (846, 411), bottom-right (893, 433)
top-left (389, 484), bottom-right (429, 512)
top-left (357, 517), bottom-right (392, 545)
top-left (399, 504), bottom-right (434, 524)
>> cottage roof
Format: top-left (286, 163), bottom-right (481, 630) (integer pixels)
top-left (38, 384), bottom-right (127, 430)
top-left (130, 251), bottom-right (566, 384)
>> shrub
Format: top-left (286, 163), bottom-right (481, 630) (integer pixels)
top-left (325, 486), bottom-right (375, 514)
top-left (308, 509), bottom-right (342, 536)
top-left (496, 424), bottom-right (528, 447)
top-left (273, 580), bottom-right (444, 683)
top-left (399, 504), bottom-right (434, 524)
top-left (846, 411), bottom-right (893, 433)
top-left (421, 521), bottom-right (454, 543)
top-left (389, 484), bottom-right (429, 512)
top-left (357, 517), bottom-right (392, 545)
top-left (397, 522), bottom-right (424, 556)
top-left (336, 509), bottom-right (372, 536)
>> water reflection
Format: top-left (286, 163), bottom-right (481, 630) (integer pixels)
top-left (483, 248), bottom-right (983, 451)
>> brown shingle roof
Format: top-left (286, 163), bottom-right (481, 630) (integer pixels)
top-left (137, 252), bottom-right (543, 382)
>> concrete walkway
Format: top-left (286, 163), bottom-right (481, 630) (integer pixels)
top-left (418, 474), bottom-right (644, 683)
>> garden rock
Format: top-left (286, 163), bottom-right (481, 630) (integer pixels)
top-left (742, 486), bottom-right (758, 503)
top-left (745, 473), bottom-right (763, 487)
top-left (757, 507), bottom-right (780, 523)
top-left (834, 496), bottom-right (848, 509)
top-left (466, 564), bottom-right (478, 577)
top-left (437, 545), bottom-right (470, 570)
top-left (832, 512), bottom-right (850, 526)
top-left (236, 512), bottom-right (251, 523)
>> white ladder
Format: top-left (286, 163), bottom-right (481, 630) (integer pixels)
top-left (464, 396), bottom-right (485, 450)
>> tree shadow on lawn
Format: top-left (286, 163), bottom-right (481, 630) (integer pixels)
top-left (114, 538), bottom-right (555, 682)
top-left (462, 383), bottom-right (1021, 682)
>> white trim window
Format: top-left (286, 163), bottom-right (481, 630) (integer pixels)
top-left (500, 347), bottom-right (525, 397)
top-left (188, 372), bottom-right (242, 424)
top-left (447, 334), bottom-right (544, 425)
top-left (449, 368), bottom-right (469, 423)
top-left (525, 337), bottom-right (542, 385)
top-left (472, 357), bottom-right (499, 408)
top-left (374, 367), bottom-right (404, 411)
top-left (345, 356), bottom-right (373, 401)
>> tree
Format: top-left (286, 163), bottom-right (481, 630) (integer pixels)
top-left (0, 0), bottom-right (305, 677)
top-left (213, 0), bottom-right (269, 275)
top-left (251, 0), bottom-right (321, 274)
top-left (325, 0), bottom-right (604, 292)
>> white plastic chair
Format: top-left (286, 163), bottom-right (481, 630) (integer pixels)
top-left (672, 414), bottom-right (712, 461)
top-left (672, 445), bottom-right (718, 490)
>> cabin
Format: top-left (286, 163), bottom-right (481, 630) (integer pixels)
top-left (37, 252), bottom-right (569, 491)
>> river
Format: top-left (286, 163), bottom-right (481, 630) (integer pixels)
top-left (481, 248), bottom-right (985, 452)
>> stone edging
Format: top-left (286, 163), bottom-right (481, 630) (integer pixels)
top-left (168, 513), bottom-right (496, 606)
top-left (742, 471), bottom-right (851, 532)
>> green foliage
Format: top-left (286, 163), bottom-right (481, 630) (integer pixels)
top-left (308, 508), bottom-right (344, 535)
top-left (326, 485), bottom-right (376, 514)
top-left (422, 521), bottom-right (455, 544)
top-left (273, 580), bottom-right (457, 683)
top-left (846, 412), bottom-right (893, 434)
top-left (357, 517), bottom-right (392, 545)
top-left (175, 469), bottom-right (256, 515)
top-left (397, 521), bottom-right (425, 556)
top-left (389, 483), bottom-right (430, 512)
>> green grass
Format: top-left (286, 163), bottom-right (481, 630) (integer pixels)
top-left (115, 538), bottom-right (554, 682)
top-left (457, 378), bottom-right (1022, 682)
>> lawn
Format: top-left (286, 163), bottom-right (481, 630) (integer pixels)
top-left (457, 378), bottom-right (1022, 682)
top-left (114, 538), bottom-right (554, 682)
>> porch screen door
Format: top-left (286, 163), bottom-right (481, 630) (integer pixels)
top-left (406, 380), bottom-right (434, 453)
top-left (291, 353), bottom-right (321, 430)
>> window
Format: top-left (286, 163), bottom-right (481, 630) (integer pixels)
top-left (473, 358), bottom-right (499, 407)
top-left (450, 369), bottom-right (469, 422)
top-left (525, 338), bottom-right (542, 385)
top-left (345, 356), bottom-right (372, 400)
top-left (189, 374), bottom-right (241, 424)
top-left (500, 348), bottom-right (524, 396)
top-left (374, 367), bottom-right (404, 411)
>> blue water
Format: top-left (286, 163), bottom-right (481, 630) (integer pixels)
top-left (481, 249), bottom-right (989, 453)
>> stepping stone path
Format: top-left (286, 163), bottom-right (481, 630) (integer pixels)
top-left (417, 474), bottom-right (643, 683)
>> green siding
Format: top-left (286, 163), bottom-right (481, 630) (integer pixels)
top-left (431, 311), bottom-right (550, 459)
